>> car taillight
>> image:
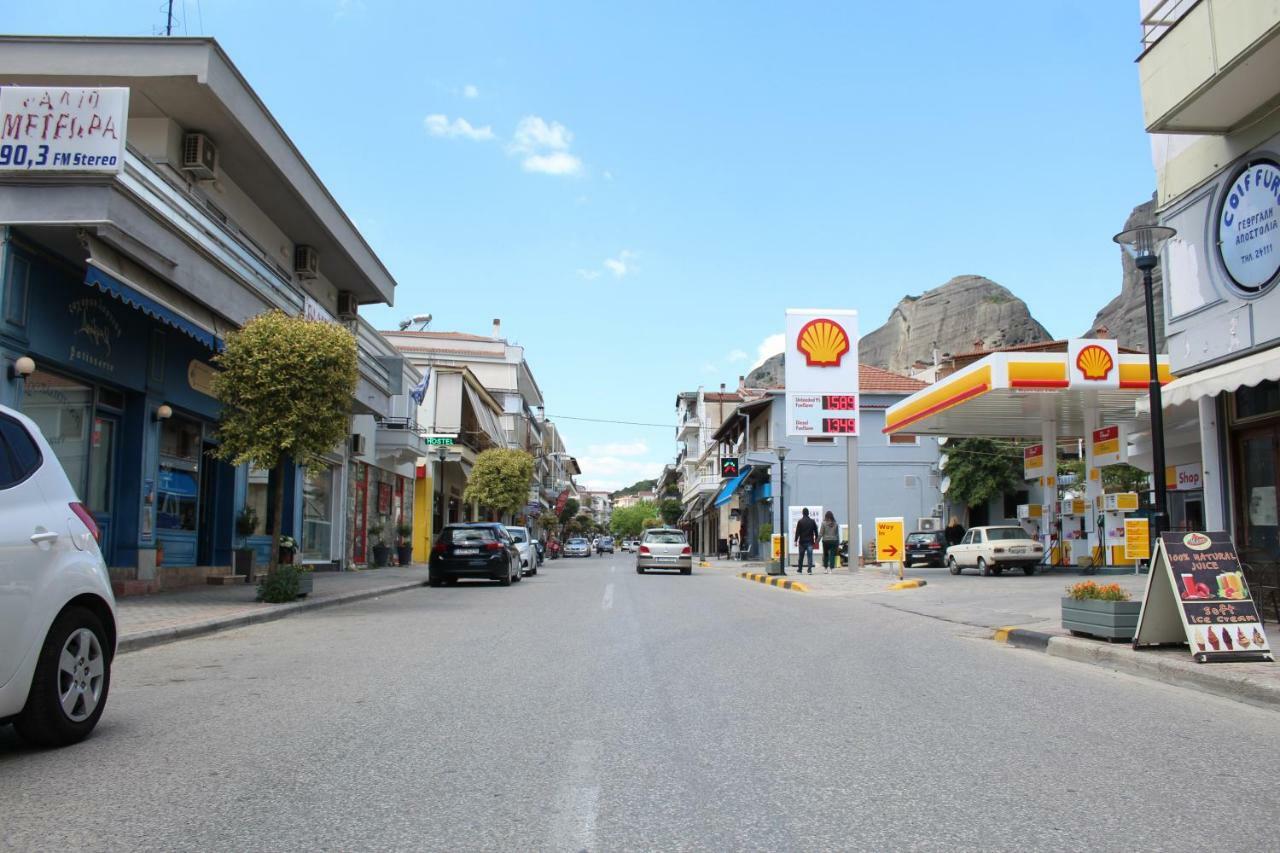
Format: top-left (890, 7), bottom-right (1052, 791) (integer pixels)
top-left (433, 542), bottom-right (447, 554)
top-left (69, 502), bottom-right (100, 543)
top-left (484, 541), bottom-right (502, 551)
top-left (681, 545), bottom-right (692, 555)
top-left (928, 542), bottom-right (941, 549)
top-left (639, 545), bottom-right (650, 555)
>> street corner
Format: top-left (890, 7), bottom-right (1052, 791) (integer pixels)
top-left (888, 579), bottom-right (927, 590)
top-left (738, 571), bottom-right (808, 593)
top-left (992, 625), bottom-right (1053, 650)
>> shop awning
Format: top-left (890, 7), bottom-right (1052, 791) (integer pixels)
top-left (714, 466), bottom-right (753, 507)
top-left (1161, 345), bottom-right (1280, 407)
top-left (462, 381), bottom-right (508, 447)
top-left (85, 263), bottom-right (222, 351)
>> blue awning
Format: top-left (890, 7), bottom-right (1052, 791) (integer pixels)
top-left (85, 265), bottom-right (222, 351)
top-left (714, 465), bottom-right (753, 507)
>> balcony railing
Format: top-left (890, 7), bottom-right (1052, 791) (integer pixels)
top-left (1140, 0), bottom-right (1200, 53)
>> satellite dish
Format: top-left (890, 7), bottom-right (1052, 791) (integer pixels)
top-left (940, 475), bottom-right (952, 495)
top-left (938, 436), bottom-right (949, 446)
top-left (938, 454), bottom-right (949, 471)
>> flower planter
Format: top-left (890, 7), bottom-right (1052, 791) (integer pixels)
top-left (1061, 597), bottom-right (1142, 641)
top-left (371, 544), bottom-right (390, 567)
top-left (396, 544), bottom-right (413, 566)
top-left (296, 572), bottom-right (314, 597)
top-left (233, 549), bottom-right (255, 582)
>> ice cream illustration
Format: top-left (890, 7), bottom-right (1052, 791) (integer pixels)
top-left (1222, 627), bottom-right (1234, 650)
top-left (1194, 628), bottom-right (1206, 652)
top-left (1253, 627), bottom-right (1267, 647)
top-left (1208, 629), bottom-right (1221, 651)
top-left (1238, 628), bottom-right (1251, 649)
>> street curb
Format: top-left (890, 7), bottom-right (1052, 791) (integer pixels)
top-left (738, 572), bottom-right (808, 593)
top-left (117, 579), bottom-right (427, 655)
top-left (992, 627), bottom-right (1280, 711)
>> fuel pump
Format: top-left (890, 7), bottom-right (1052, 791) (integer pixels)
top-left (1058, 498), bottom-right (1088, 566)
top-left (1097, 492), bottom-right (1139, 567)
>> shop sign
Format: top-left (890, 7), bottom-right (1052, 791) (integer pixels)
top-left (1123, 517), bottom-right (1149, 560)
top-left (0, 86), bottom-right (129, 174)
top-left (1217, 159), bottom-right (1280, 292)
top-left (875, 517), bottom-right (905, 563)
top-left (1091, 425), bottom-right (1126, 467)
top-left (424, 435), bottom-right (455, 446)
top-left (1067, 338), bottom-right (1119, 389)
top-left (554, 489), bottom-right (569, 515)
top-left (1023, 444), bottom-right (1045, 480)
top-left (304, 296), bottom-right (337, 325)
top-left (1165, 462), bottom-right (1202, 491)
top-left (1135, 531), bottom-right (1274, 663)
top-left (187, 360), bottom-right (218, 398)
top-left (720, 457), bottom-right (739, 477)
top-left (784, 308), bottom-right (859, 437)
top-left (67, 296), bottom-right (122, 374)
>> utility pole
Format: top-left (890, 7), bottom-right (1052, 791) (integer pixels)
top-left (166, 0), bottom-right (175, 36)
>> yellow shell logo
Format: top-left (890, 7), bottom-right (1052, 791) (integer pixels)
top-left (1075, 344), bottom-right (1114, 381)
top-left (797, 318), bottom-right (850, 367)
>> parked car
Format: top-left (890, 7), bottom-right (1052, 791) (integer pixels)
top-left (505, 526), bottom-right (537, 576)
top-left (564, 537), bottom-right (592, 558)
top-left (620, 539), bottom-right (637, 553)
top-left (0, 404), bottom-right (118, 747)
top-left (636, 528), bottom-right (692, 575)
top-left (596, 535), bottom-right (615, 554)
top-left (905, 530), bottom-right (947, 568)
top-left (945, 525), bottom-right (1043, 576)
top-left (429, 523), bottom-right (522, 586)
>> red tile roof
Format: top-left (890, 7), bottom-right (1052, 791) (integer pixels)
top-left (382, 330), bottom-right (499, 342)
top-left (704, 392), bottom-right (744, 402)
top-left (859, 364), bottom-right (928, 394)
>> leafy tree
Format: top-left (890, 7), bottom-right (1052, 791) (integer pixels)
top-left (640, 516), bottom-right (661, 531)
top-left (1103, 463), bottom-right (1151, 493)
top-left (558, 497), bottom-right (580, 525)
top-left (609, 478), bottom-right (657, 499)
top-left (464, 448), bottom-right (535, 517)
top-left (944, 438), bottom-right (1026, 521)
top-left (610, 500), bottom-right (663, 538)
top-left (659, 498), bottom-right (682, 525)
top-left (212, 310), bottom-right (357, 580)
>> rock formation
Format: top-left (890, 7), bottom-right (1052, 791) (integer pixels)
top-left (1085, 194), bottom-right (1163, 352)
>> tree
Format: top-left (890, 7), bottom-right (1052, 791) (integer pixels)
top-left (610, 500), bottom-right (662, 538)
top-left (944, 438), bottom-right (1026, 521)
top-left (212, 310), bottom-right (357, 578)
top-left (1103, 463), bottom-right (1151, 493)
top-left (558, 497), bottom-right (580, 525)
top-left (464, 448), bottom-right (535, 517)
top-left (659, 498), bottom-right (682, 525)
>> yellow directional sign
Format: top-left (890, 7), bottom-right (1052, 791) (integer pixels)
top-left (1124, 518), bottom-right (1150, 560)
top-left (875, 517), bottom-right (905, 563)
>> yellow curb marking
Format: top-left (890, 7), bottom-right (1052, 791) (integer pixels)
top-left (888, 579), bottom-right (926, 590)
top-left (993, 626), bottom-right (1014, 643)
top-left (737, 572), bottom-right (807, 593)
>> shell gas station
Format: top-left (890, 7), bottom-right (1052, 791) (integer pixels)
top-left (882, 338), bottom-right (1172, 568)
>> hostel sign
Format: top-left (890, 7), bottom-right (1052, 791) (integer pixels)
top-left (0, 86), bottom-right (129, 174)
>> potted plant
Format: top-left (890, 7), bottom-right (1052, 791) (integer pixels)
top-left (395, 522), bottom-right (414, 566)
top-left (369, 522), bottom-right (390, 567)
top-left (1061, 580), bottom-right (1141, 641)
top-left (278, 534), bottom-right (298, 565)
top-left (234, 506), bottom-right (258, 582)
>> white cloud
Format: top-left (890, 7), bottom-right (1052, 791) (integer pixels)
top-left (604, 249), bottom-right (636, 278)
top-left (423, 114), bottom-right (495, 141)
top-left (576, 455), bottom-right (663, 486)
top-left (462, 84), bottom-right (479, 99)
top-left (727, 349), bottom-right (749, 363)
top-left (576, 268), bottom-right (601, 281)
top-left (753, 333), bottom-right (785, 367)
top-left (522, 151), bottom-right (583, 175)
top-left (587, 441), bottom-right (649, 457)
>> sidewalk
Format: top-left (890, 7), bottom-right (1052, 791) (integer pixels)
top-left (115, 565), bottom-right (429, 653)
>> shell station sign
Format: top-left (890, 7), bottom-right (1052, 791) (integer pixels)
top-left (784, 308), bottom-right (859, 437)
top-left (1068, 338), bottom-right (1119, 389)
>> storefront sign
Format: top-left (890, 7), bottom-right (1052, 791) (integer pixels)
top-left (1023, 444), bottom-right (1045, 480)
top-left (1165, 462), bottom-right (1202, 492)
top-left (1217, 159), bottom-right (1280, 292)
top-left (555, 489), bottom-right (569, 515)
top-left (304, 296), bottom-right (338, 325)
top-left (875, 517), bottom-right (905, 563)
top-left (1091, 425), bottom-right (1126, 466)
top-left (424, 435), bottom-right (455, 446)
top-left (1135, 531), bottom-right (1273, 663)
top-left (784, 309), bottom-right (859, 437)
top-left (0, 86), bottom-right (129, 174)
top-left (1067, 338), bottom-right (1119, 389)
top-left (1123, 517), bottom-right (1149, 560)
top-left (66, 296), bottom-right (122, 374)
top-left (720, 457), bottom-right (739, 477)
top-left (187, 360), bottom-right (218, 398)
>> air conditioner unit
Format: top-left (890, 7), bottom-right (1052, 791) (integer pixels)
top-left (350, 433), bottom-right (367, 456)
top-left (336, 290), bottom-right (358, 319)
top-left (917, 517), bottom-right (940, 532)
top-left (181, 133), bottom-right (219, 180)
top-left (294, 245), bottom-right (319, 280)
top-left (933, 503), bottom-right (945, 516)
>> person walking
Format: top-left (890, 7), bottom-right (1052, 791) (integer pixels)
top-left (945, 518), bottom-right (966, 548)
top-left (820, 511), bottom-right (840, 573)
top-left (794, 507), bottom-right (818, 574)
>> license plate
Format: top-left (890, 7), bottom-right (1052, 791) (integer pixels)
top-left (455, 548), bottom-right (479, 555)
top-left (1009, 547), bottom-right (1026, 554)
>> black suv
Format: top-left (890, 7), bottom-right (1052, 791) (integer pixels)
top-left (905, 530), bottom-right (947, 567)
top-left (429, 523), bottom-right (522, 586)
top-left (597, 536), bottom-right (615, 554)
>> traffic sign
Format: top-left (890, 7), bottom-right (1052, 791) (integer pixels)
top-left (875, 517), bottom-right (905, 563)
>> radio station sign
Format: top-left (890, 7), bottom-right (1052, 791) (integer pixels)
top-left (0, 86), bottom-right (129, 174)
top-left (1091, 425), bottom-right (1126, 467)
top-left (784, 308), bottom-right (859, 437)
top-left (1218, 159), bottom-right (1280, 293)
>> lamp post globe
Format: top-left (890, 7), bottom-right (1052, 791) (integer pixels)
top-left (1113, 224), bottom-right (1177, 539)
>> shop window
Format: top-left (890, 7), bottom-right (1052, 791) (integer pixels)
top-left (246, 466), bottom-right (270, 535)
top-left (157, 416), bottom-right (201, 531)
top-left (4, 254), bottom-right (29, 327)
top-left (302, 466), bottom-right (335, 561)
top-left (21, 370), bottom-right (93, 497)
top-left (87, 417), bottom-right (116, 514)
top-left (1234, 380), bottom-right (1280, 421)
top-left (1003, 490), bottom-right (1030, 520)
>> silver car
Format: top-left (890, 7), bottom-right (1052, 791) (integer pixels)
top-left (564, 537), bottom-right (592, 558)
top-left (636, 528), bottom-right (692, 575)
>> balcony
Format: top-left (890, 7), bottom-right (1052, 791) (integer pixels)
top-left (374, 417), bottom-right (426, 466)
top-left (1139, 0), bottom-right (1280, 133)
top-left (677, 414), bottom-right (701, 440)
top-left (681, 474), bottom-right (721, 504)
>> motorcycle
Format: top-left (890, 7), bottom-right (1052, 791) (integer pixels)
top-left (547, 539), bottom-right (562, 560)
top-left (534, 540), bottom-right (546, 567)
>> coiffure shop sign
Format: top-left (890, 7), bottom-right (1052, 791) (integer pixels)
top-left (1218, 159), bottom-right (1280, 293)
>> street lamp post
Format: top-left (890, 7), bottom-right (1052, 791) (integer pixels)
top-left (776, 444), bottom-right (789, 575)
top-left (1113, 224), bottom-right (1177, 539)
top-left (434, 444), bottom-right (450, 531)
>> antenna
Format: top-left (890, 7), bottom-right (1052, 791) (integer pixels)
top-left (166, 0), bottom-right (175, 35)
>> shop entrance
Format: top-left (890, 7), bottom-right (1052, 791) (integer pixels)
top-left (1234, 424), bottom-right (1280, 561)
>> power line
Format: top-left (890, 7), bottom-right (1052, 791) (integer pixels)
top-left (547, 414), bottom-right (673, 429)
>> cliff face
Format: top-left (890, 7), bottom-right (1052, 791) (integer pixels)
top-left (859, 275), bottom-right (1051, 373)
top-left (745, 275), bottom-right (1051, 386)
top-left (1086, 194), bottom-right (1163, 352)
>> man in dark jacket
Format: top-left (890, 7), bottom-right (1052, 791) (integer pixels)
top-left (794, 507), bottom-right (818, 574)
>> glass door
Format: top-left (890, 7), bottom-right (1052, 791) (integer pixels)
top-left (1235, 425), bottom-right (1280, 562)
top-left (87, 415), bottom-right (118, 560)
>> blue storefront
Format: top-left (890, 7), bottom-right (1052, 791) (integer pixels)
top-left (1, 227), bottom-right (242, 578)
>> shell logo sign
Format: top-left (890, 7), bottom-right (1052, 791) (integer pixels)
top-left (796, 318), bottom-right (851, 367)
top-left (1075, 344), bottom-right (1114, 381)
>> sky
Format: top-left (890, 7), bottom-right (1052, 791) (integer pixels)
top-left (6, 1), bottom-right (1158, 492)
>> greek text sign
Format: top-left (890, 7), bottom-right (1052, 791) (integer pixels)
top-left (0, 86), bottom-right (128, 174)
top-left (1124, 517), bottom-right (1149, 560)
top-left (1218, 160), bottom-right (1280, 292)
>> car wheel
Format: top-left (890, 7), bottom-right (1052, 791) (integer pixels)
top-left (948, 557), bottom-right (961, 575)
top-left (1023, 565), bottom-right (1037, 576)
top-left (978, 558), bottom-right (991, 577)
top-left (499, 565), bottom-right (513, 587)
top-left (993, 567), bottom-right (1004, 576)
top-left (14, 606), bottom-right (111, 748)
top-left (428, 575), bottom-right (443, 588)
top-left (637, 566), bottom-right (645, 574)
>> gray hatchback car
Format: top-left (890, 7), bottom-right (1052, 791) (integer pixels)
top-left (635, 528), bottom-right (692, 574)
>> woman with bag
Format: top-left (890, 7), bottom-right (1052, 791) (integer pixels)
top-left (820, 511), bottom-right (841, 573)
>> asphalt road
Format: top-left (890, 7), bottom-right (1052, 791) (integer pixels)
top-left (3, 553), bottom-right (1277, 852)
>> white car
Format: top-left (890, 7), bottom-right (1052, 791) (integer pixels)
top-left (505, 526), bottom-right (537, 576)
top-left (0, 404), bottom-right (117, 747)
top-left (945, 525), bottom-right (1043, 576)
